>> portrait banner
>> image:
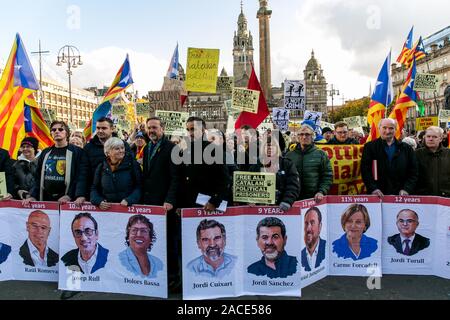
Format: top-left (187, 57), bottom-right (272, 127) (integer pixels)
top-left (284, 80), bottom-right (305, 110)
top-left (148, 91), bottom-right (182, 112)
top-left (232, 87), bottom-right (260, 114)
top-left (185, 48), bottom-right (220, 93)
top-left (155, 110), bottom-right (190, 136)
top-left (242, 206), bottom-right (302, 297)
top-left (317, 145), bottom-right (366, 195)
top-left (181, 208), bottom-right (240, 300)
top-left (303, 110), bottom-right (322, 126)
top-left (58, 203), bottom-right (167, 298)
top-left (327, 196), bottom-right (382, 277)
top-left (382, 196), bottom-right (436, 275)
top-left (233, 172), bottom-right (276, 204)
top-left (295, 199), bottom-right (329, 289)
top-left (216, 76), bottom-right (234, 94)
top-left (415, 117), bottom-right (439, 131)
top-left (272, 108), bottom-right (290, 132)
top-left (436, 197), bottom-right (450, 279)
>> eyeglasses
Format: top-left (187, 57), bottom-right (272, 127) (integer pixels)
top-left (73, 228), bottom-right (96, 238)
top-left (130, 227), bottom-right (150, 236)
top-left (335, 131), bottom-right (348, 135)
top-left (397, 219), bottom-right (416, 225)
top-left (299, 133), bottom-right (312, 137)
top-left (51, 127), bottom-right (65, 132)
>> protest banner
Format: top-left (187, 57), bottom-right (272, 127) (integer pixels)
top-left (155, 110), bottom-right (190, 136)
top-left (185, 48), bottom-right (220, 93)
top-left (327, 196), bottom-right (382, 277)
top-left (303, 110), bottom-right (322, 126)
top-left (317, 144), bottom-right (366, 195)
top-left (135, 101), bottom-right (154, 123)
top-left (343, 116), bottom-right (363, 129)
top-left (257, 116), bottom-right (274, 132)
top-left (438, 109), bottom-right (450, 123)
top-left (320, 121), bottom-right (335, 130)
top-left (148, 90), bottom-right (182, 112)
top-left (284, 80), bottom-right (306, 110)
top-left (0, 201), bottom-right (59, 282)
top-left (58, 203), bottom-right (167, 298)
top-left (436, 197), bottom-right (450, 279)
top-left (414, 73), bottom-right (439, 92)
top-left (216, 76), bottom-right (234, 94)
top-left (381, 196), bottom-right (436, 276)
top-left (272, 108), bottom-right (289, 132)
top-left (233, 172), bottom-right (276, 204)
top-left (296, 199), bottom-right (329, 288)
top-left (416, 117), bottom-right (438, 131)
top-left (232, 87), bottom-right (260, 114)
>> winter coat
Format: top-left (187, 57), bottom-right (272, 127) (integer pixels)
top-left (415, 145), bottom-right (450, 197)
top-left (12, 155), bottom-right (38, 199)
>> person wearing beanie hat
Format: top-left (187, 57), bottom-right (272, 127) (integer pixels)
top-left (13, 137), bottom-right (40, 199)
top-left (321, 127), bottom-right (334, 142)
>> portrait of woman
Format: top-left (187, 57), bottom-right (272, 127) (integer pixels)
top-left (332, 204), bottom-right (378, 261)
top-left (119, 214), bottom-right (163, 278)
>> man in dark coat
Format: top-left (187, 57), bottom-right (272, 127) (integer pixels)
top-left (0, 147), bottom-right (14, 200)
top-left (361, 118), bottom-right (418, 197)
top-left (327, 121), bottom-right (359, 145)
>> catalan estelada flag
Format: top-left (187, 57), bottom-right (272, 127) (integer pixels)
top-left (366, 52), bottom-right (394, 142)
top-left (84, 54), bottom-right (133, 141)
top-left (389, 58), bottom-right (418, 139)
top-left (397, 27), bottom-right (414, 66)
top-left (405, 36), bottom-right (427, 67)
top-left (0, 33), bottom-right (52, 158)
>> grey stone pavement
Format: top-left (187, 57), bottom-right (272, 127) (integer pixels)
top-left (0, 275), bottom-right (449, 300)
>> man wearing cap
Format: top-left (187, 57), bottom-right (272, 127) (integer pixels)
top-left (321, 127), bottom-right (334, 143)
top-left (131, 131), bottom-right (147, 165)
top-left (286, 121), bottom-right (332, 202)
top-left (13, 137), bottom-right (40, 199)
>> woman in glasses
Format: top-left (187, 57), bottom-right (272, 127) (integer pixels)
top-left (90, 137), bottom-right (142, 209)
top-left (119, 214), bottom-right (163, 278)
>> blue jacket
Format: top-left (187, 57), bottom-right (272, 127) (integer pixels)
top-left (301, 238), bottom-right (326, 271)
top-left (247, 250), bottom-right (298, 279)
top-left (119, 247), bottom-right (163, 278)
top-left (332, 233), bottom-right (378, 261)
top-left (61, 243), bottom-right (109, 274)
top-left (0, 242), bottom-right (11, 264)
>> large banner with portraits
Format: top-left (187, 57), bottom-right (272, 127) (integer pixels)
top-left (58, 203), bottom-right (167, 298)
top-left (182, 206), bottom-right (302, 300)
top-left (0, 201), bottom-right (59, 282)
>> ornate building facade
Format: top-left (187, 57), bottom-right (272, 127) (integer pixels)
top-left (391, 26), bottom-right (450, 131)
top-left (303, 50), bottom-right (328, 117)
top-left (233, 3), bottom-right (254, 88)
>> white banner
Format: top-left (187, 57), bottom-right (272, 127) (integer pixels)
top-left (272, 108), bottom-right (290, 132)
top-left (284, 80), bottom-right (306, 110)
top-left (58, 203), bottom-right (167, 298)
top-left (303, 110), bottom-right (322, 127)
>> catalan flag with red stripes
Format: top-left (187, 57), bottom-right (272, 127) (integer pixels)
top-left (366, 52), bottom-right (394, 142)
top-left (397, 27), bottom-right (414, 66)
top-left (0, 34), bottom-right (52, 158)
top-left (84, 54), bottom-right (133, 141)
top-left (389, 58), bottom-right (418, 139)
top-left (405, 36), bottom-right (427, 68)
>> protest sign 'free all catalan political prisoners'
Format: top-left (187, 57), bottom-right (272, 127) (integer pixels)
top-left (0, 201), bottom-right (59, 282)
top-left (232, 87), bottom-right (260, 114)
top-left (182, 206), bottom-right (302, 300)
top-left (155, 110), bottom-right (190, 136)
top-left (185, 48), bottom-right (220, 94)
top-left (233, 172), bottom-right (276, 204)
top-left (58, 203), bottom-right (167, 298)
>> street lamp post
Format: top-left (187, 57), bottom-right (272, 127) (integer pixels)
top-left (56, 45), bottom-right (82, 126)
top-left (328, 84), bottom-right (340, 122)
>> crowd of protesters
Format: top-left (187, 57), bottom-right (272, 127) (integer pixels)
top-left (0, 115), bottom-right (449, 292)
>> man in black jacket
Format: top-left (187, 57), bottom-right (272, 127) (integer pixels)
top-left (0, 147), bottom-right (14, 200)
top-left (361, 118), bottom-right (418, 197)
top-left (142, 116), bottom-right (180, 291)
top-left (327, 121), bottom-right (359, 145)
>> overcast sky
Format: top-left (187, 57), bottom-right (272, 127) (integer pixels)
top-left (0, 0), bottom-right (448, 104)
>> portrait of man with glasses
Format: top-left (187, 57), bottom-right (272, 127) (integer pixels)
top-left (387, 209), bottom-right (430, 256)
top-left (19, 210), bottom-right (58, 267)
top-left (119, 214), bottom-right (163, 278)
top-left (61, 212), bottom-right (109, 274)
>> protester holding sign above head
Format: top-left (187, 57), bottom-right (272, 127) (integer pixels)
top-left (361, 118), bottom-right (418, 198)
top-left (415, 126), bottom-right (450, 197)
top-left (327, 122), bottom-right (359, 145)
top-left (286, 121), bottom-right (332, 202)
top-left (248, 136), bottom-right (299, 211)
top-left (90, 137), bottom-right (142, 209)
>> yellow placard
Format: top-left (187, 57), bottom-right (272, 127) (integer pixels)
top-left (415, 116), bottom-right (438, 131)
top-left (233, 171), bottom-right (276, 204)
top-left (185, 48), bottom-right (220, 93)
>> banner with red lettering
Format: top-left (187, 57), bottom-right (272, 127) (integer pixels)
top-left (0, 201), bottom-right (59, 282)
top-left (317, 145), bottom-right (366, 195)
top-left (58, 203), bottom-right (167, 298)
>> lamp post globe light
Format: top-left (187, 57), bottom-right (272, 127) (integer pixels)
top-left (56, 45), bottom-right (83, 126)
top-left (327, 84), bottom-right (339, 122)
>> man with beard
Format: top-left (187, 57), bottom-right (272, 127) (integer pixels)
top-left (301, 207), bottom-right (326, 272)
top-left (247, 217), bottom-right (298, 278)
top-left (186, 219), bottom-right (237, 278)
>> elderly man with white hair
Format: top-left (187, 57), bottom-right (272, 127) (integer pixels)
top-left (415, 126), bottom-right (450, 197)
top-left (361, 118), bottom-right (418, 198)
